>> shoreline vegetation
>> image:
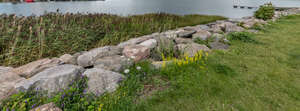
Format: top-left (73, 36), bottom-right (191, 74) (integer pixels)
top-left (0, 13), bottom-right (225, 67)
top-left (1, 5), bottom-right (300, 111)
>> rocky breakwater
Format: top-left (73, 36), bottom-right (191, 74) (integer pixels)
top-left (1, 8), bottom-right (299, 109)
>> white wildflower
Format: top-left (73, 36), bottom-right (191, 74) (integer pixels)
top-left (124, 69), bottom-right (130, 74)
top-left (136, 66), bottom-right (142, 70)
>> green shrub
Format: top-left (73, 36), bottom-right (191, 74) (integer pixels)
top-left (227, 32), bottom-right (256, 43)
top-left (151, 38), bottom-right (181, 61)
top-left (254, 3), bottom-right (275, 20)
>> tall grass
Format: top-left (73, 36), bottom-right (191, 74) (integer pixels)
top-left (0, 13), bottom-right (225, 66)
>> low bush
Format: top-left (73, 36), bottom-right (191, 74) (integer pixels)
top-left (254, 3), bottom-right (275, 20)
top-left (226, 32), bottom-right (256, 43)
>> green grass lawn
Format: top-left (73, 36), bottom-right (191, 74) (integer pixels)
top-left (136, 15), bottom-right (300, 111)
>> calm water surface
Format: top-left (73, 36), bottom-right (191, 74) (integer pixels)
top-left (0, 0), bottom-right (300, 18)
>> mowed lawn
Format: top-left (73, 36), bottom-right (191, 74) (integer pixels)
top-left (137, 15), bottom-right (300, 111)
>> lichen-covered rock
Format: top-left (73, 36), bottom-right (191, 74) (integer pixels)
top-left (94, 55), bottom-right (134, 72)
top-left (122, 45), bottom-right (150, 62)
top-left (83, 68), bottom-right (125, 96)
top-left (177, 43), bottom-right (210, 57)
top-left (77, 46), bottom-right (121, 67)
top-left (192, 30), bottom-right (212, 41)
top-left (11, 58), bottom-right (62, 78)
top-left (15, 64), bottom-right (85, 96)
top-left (30, 102), bottom-right (62, 111)
top-left (139, 39), bottom-right (158, 49)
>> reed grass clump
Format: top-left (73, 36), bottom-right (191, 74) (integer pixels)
top-left (0, 13), bottom-right (225, 66)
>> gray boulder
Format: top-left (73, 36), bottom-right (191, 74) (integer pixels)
top-left (11, 58), bottom-right (62, 78)
top-left (94, 55), bottom-right (134, 72)
top-left (77, 46), bottom-right (121, 67)
top-left (139, 39), bottom-right (158, 49)
top-left (192, 30), bottom-right (212, 41)
top-left (15, 64), bottom-right (85, 96)
top-left (223, 22), bottom-right (244, 33)
top-left (118, 35), bottom-right (154, 48)
top-left (83, 68), bottom-right (125, 96)
top-left (177, 43), bottom-right (210, 57)
top-left (175, 38), bottom-right (194, 44)
top-left (177, 30), bottom-right (196, 38)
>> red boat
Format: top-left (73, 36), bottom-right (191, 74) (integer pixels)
top-left (25, 0), bottom-right (34, 3)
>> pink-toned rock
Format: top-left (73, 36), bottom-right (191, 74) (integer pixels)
top-left (123, 45), bottom-right (150, 62)
top-left (30, 102), bottom-right (62, 111)
top-left (0, 82), bottom-right (19, 102)
top-left (0, 71), bottom-right (25, 102)
top-left (11, 58), bottom-right (62, 78)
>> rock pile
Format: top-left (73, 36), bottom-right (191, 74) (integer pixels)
top-left (0, 8), bottom-right (299, 109)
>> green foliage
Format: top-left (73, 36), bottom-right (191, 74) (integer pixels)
top-left (193, 37), bottom-right (215, 48)
top-left (151, 38), bottom-right (181, 61)
top-left (227, 31), bottom-right (256, 43)
top-left (135, 15), bottom-right (300, 111)
top-left (0, 13), bottom-right (225, 67)
top-left (254, 3), bottom-right (275, 20)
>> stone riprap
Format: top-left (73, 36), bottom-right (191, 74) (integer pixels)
top-left (0, 9), bottom-right (299, 105)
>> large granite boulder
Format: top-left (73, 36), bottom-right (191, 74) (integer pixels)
top-left (192, 30), bottom-right (212, 41)
top-left (0, 82), bottom-right (19, 102)
top-left (223, 22), bottom-right (245, 33)
top-left (177, 43), bottom-right (210, 57)
top-left (0, 69), bottom-right (25, 102)
top-left (30, 102), bottom-right (62, 111)
top-left (77, 46), bottom-right (121, 67)
top-left (15, 64), bottom-right (85, 96)
top-left (11, 58), bottom-right (62, 78)
top-left (83, 68), bottom-right (125, 96)
top-left (0, 66), bottom-right (12, 73)
top-left (94, 55), bottom-right (134, 72)
top-left (177, 30), bottom-right (196, 38)
top-left (122, 45), bottom-right (150, 62)
top-left (139, 39), bottom-right (158, 49)
top-left (118, 35), bottom-right (154, 48)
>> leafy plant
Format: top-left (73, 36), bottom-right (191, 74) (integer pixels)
top-left (254, 3), bottom-right (275, 20)
top-left (227, 32), bottom-right (256, 43)
top-left (151, 38), bottom-right (181, 61)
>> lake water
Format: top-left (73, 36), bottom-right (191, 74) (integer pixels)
top-left (0, 0), bottom-right (300, 18)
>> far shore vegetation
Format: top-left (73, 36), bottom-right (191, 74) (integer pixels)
top-left (0, 13), bottom-right (225, 67)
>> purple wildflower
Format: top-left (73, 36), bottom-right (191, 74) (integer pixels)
top-left (31, 104), bottom-right (36, 109)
